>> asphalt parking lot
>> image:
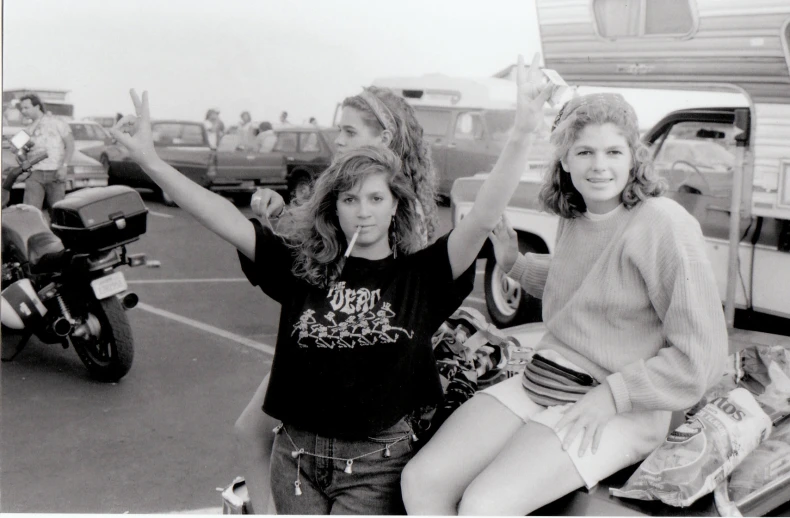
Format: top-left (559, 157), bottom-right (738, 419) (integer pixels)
top-left (0, 198), bottom-right (488, 513)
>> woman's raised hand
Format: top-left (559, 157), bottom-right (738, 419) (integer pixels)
top-left (109, 89), bottom-right (157, 167)
top-left (514, 53), bottom-right (555, 136)
top-left (251, 188), bottom-right (285, 219)
top-left (490, 215), bottom-right (519, 273)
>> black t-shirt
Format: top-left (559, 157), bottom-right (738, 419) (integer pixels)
top-left (238, 219), bottom-right (475, 438)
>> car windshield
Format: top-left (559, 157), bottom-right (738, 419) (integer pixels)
top-left (413, 109), bottom-right (452, 137)
top-left (70, 123), bottom-right (107, 141)
top-left (152, 123), bottom-right (207, 146)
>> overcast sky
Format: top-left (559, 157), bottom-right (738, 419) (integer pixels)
top-left (3, 0), bottom-right (745, 128)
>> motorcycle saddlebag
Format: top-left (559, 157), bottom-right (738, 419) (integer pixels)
top-left (50, 185), bottom-right (148, 252)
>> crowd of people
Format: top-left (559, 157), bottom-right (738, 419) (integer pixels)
top-left (203, 108), bottom-right (316, 153)
top-left (106, 52), bottom-right (727, 515)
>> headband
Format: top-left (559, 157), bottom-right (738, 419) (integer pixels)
top-left (551, 93), bottom-right (638, 133)
top-left (358, 88), bottom-right (397, 134)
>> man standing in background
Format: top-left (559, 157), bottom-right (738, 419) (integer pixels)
top-left (18, 93), bottom-right (74, 211)
top-left (237, 111), bottom-right (256, 150)
top-left (277, 111), bottom-right (292, 127)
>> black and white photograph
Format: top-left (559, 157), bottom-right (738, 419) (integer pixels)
top-left (2, 0), bottom-right (790, 515)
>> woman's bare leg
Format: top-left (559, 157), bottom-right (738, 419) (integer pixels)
top-left (457, 421), bottom-right (585, 516)
top-left (234, 374), bottom-right (277, 514)
top-left (400, 394), bottom-right (525, 515)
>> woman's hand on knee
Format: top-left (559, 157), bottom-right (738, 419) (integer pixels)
top-left (554, 384), bottom-right (616, 457)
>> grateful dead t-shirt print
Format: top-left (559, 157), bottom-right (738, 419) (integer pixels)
top-left (292, 281), bottom-right (414, 349)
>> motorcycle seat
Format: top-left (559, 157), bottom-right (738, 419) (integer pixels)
top-left (27, 232), bottom-right (66, 273)
top-left (1, 204), bottom-right (53, 263)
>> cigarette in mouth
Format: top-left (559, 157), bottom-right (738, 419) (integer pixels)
top-left (345, 226), bottom-right (361, 258)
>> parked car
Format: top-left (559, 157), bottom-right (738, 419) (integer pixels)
top-left (83, 116), bottom-right (117, 129)
top-left (451, 106), bottom-right (753, 327)
top-left (1, 131), bottom-right (109, 203)
top-left (69, 120), bottom-right (113, 152)
top-left (212, 125), bottom-right (338, 204)
top-left (84, 120), bottom-right (214, 206)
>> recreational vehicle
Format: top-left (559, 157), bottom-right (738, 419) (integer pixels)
top-left (452, 1), bottom-right (790, 514)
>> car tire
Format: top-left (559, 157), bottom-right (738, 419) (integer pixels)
top-left (232, 193), bottom-right (253, 206)
top-left (484, 238), bottom-right (542, 328)
top-left (288, 174), bottom-right (313, 204)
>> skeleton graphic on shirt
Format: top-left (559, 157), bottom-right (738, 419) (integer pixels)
top-left (292, 281), bottom-right (414, 349)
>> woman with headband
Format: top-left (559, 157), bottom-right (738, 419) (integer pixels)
top-left (400, 92), bottom-right (728, 515)
top-left (235, 85), bottom-right (441, 513)
top-left (109, 53), bottom-right (552, 514)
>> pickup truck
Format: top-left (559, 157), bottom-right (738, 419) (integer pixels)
top-left (212, 125), bottom-right (338, 204)
top-left (452, 106), bottom-right (790, 333)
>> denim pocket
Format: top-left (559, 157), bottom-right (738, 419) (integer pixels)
top-left (365, 418), bottom-right (414, 455)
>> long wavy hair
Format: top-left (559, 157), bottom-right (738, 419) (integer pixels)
top-left (342, 87), bottom-right (439, 241)
top-left (538, 93), bottom-right (665, 218)
top-left (277, 146), bottom-right (423, 288)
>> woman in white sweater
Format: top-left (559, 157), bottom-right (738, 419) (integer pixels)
top-left (400, 92), bottom-right (729, 516)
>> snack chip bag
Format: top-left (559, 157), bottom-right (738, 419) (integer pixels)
top-left (610, 388), bottom-right (773, 507)
top-left (727, 417), bottom-right (790, 503)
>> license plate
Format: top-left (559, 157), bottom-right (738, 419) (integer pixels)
top-left (91, 272), bottom-right (127, 300)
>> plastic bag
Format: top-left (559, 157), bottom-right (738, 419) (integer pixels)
top-left (727, 417), bottom-right (790, 502)
top-left (610, 388), bottom-right (773, 507)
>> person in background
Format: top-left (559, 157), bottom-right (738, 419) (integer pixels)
top-left (399, 92), bottom-right (729, 516)
top-left (237, 111), bottom-right (256, 150)
top-left (255, 121), bottom-right (276, 153)
top-left (277, 110), bottom-right (292, 127)
top-left (18, 93), bottom-right (74, 212)
top-left (204, 108), bottom-right (224, 148)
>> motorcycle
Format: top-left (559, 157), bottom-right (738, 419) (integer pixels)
top-left (1, 131), bottom-right (151, 382)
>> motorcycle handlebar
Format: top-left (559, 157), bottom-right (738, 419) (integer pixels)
top-left (2, 152), bottom-right (49, 191)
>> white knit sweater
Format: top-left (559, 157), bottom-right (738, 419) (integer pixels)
top-left (507, 197), bottom-right (728, 413)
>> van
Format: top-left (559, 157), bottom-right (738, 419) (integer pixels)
top-left (370, 75), bottom-right (556, 197)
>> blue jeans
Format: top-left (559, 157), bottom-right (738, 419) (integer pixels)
top-left (24, 170), bottom-right (65, 212)
top-left (270, 418), bottom-right (415, 515)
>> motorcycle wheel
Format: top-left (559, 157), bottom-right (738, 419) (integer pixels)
top-left (72, 296), bottom-right (134, 382)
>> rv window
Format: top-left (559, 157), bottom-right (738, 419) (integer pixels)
top-left (412, 109), bottom-right (451, 137)
top-left (454, 113), bottom-right (484, 140)
top-left (593, 0), bottom-right (695, 39)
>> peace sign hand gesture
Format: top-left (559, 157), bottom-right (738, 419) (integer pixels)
top-left (514, 53), bottom-right (555, 136)
top-left (109, 89), bottom-right (158, 168)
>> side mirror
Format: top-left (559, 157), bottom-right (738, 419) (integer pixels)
top-left (734, 108), bottom-right (750, 145)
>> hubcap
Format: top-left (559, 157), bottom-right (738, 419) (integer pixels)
top-left (491, 263), bottom-right (521, 317)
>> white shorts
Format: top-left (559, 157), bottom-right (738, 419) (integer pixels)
top-left (481, 375), bottom-right (672, 488)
